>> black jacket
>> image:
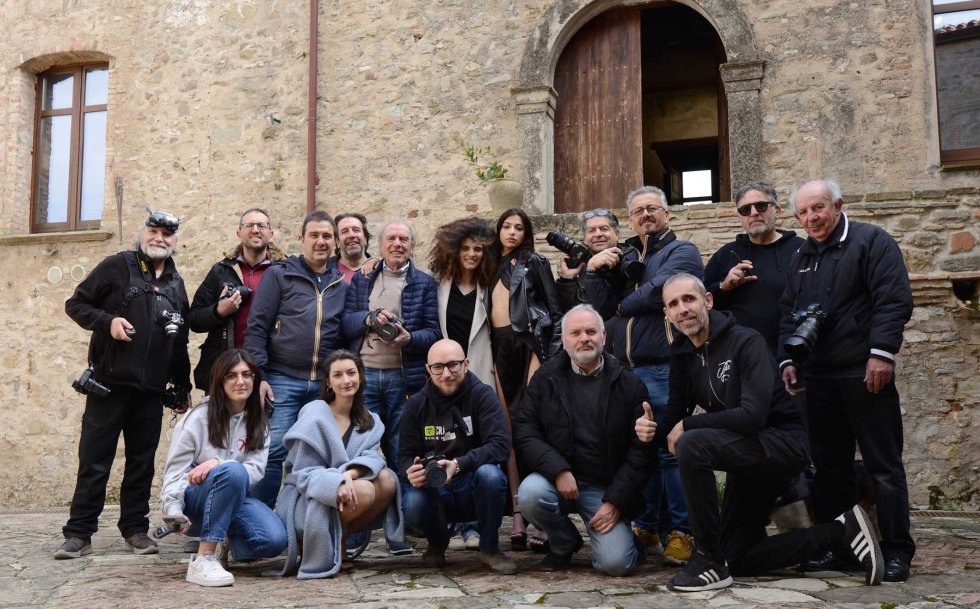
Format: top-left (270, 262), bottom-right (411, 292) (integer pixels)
top-left (704, 230), bottom-right (804, 355)
top-left (65, 250), bottom-right (191, 393)
top-left (397, 371), bottom-right (511, 481)
top-left (512, 350), bottom-right (654, 518)
top-left (778, 214), bottom-right (913, 377)
top-left (500, 252), bottom-right (564, 362)
top-left (584, 228), bottom-right (704, 367)
top-left (188, 244), bottom-right (286, 390)
top-left (660, 310), bottom-right (808, 460)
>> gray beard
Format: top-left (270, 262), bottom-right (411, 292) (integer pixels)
top-left (142, 244), bottom-right (174, 261)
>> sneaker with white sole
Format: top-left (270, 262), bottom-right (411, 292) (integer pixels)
top-left (668, 550), bottom-right (733, 592)
top-left (464, 532), bottom-right (481, 551)
top-left (663, 530), bottom-right (693, 565)
top-left (837, 504), bottom-right (883, 586)
top-left (632, 527), bottom-right (664, 555)
top-left (54, 537), bottom-right (92, 559)
top-left (124, 532), bottom-right (159, 555)
top-left (186, 553), bottom-right (234, 587)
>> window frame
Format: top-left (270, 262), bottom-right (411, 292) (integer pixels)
top-left (932, 0), bottom-right (980, 165)
top-left (29, 62), bottom-right (109, 233)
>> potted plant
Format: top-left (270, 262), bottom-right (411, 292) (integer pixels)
top-left (455, 137), bottom-right (523, 213)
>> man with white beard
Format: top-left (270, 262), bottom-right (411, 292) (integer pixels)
top-left (57, 210), bottom-right (192, 559)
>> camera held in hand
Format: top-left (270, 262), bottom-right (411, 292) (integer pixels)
top-left (221, 282), bottom-right (252, 304)
top-left (152, 514), bottom-right (190, 539)
top-left (161, 384), bottom-right (189, 410)
top-left (72, 367), bottom-right (110, 397)
top-left (156, 309), bottom-right (184, 337)
top-left (784, 304), bottom-right (828, 363)
top-left (369, 309), bottom-right (405, 341)
top-left (546, 229), bottom-right (645, 284)
top-left (546, 229), bottom-right (591, 269)
top-left (422, 451), bottom-right (448, 488)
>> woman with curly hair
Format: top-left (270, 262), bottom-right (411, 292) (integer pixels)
top-left (489, 208), bottom-right (564, 551)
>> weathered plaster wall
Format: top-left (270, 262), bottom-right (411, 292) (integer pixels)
top-left (0, 0), bottom-right (977, 509)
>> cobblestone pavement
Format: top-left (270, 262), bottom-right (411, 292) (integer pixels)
top-left (2, 508), bottom-right (978, 609)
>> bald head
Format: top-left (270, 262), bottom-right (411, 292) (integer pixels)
top-left (428, 339), bottom-right (465, 364)
top-left (426, 339), bottom-right (469, 396)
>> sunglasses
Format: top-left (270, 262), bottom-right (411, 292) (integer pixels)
top-left (583, 208), bottom-right (619, 226)
top-left (736, 202), bottom-right (771, 216)
top-left (145, 211), bottom-right (180, 233)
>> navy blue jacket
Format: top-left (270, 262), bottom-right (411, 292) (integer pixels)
top-left (341, 261), bottom-right (441, 394)
top-left (584, 228), bottom-right (704, 367)
top-left (243, 255), bottom-right (347, 381)
top-left (778, 214), bottom-right (912, 377)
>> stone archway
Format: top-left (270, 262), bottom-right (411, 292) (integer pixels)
top-left (513, 0), bottom-right (764, 213)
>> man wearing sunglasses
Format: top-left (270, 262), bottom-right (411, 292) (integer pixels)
top-left (57, 210), bottom-right (192, 559)
top-left (188, 208), bottom-right (285, 393)
top-left (703, 182), bottom-right (804, 354)
top-left (398, 339), bottom-right (515, 574)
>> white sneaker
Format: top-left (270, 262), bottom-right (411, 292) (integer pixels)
top-left (186, 553), bottom-right (234, 587)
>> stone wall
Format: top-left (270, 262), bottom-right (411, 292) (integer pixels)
top-left (0, 0), bottom-right (977, 509)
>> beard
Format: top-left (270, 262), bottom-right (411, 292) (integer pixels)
top-left (434, 378), bottom-right (462, 396)
top-left (569, 346), bottom-right (601, 368)
top-left (142, 243), bottom-right (174, 261)
top-left (678, 310), bottom-right (709, 339)
top-left (341, 241), bottom-right (365, 259)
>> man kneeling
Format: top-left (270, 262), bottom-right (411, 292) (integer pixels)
top-left (398, 339), bottom-right (516, 574)
top-left (638, 273), bottom-right (882, 591)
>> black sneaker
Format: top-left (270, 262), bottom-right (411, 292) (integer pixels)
top-left (124, 532), bottom-right (159, 555)
top-left (539, 535), bottom-right (583, 572)
top-left (421, 544), bottom-right (447, 568)
top-left (54, 537), bottom-right (92, 559)
top-left (837, 504), bottom-right (883, 585)
top-left (668, 551), bottom-right (733, 592)
top-left (388, 539), bottom-right (414, 556)
top-left (801, 548), bottom-right (861, 573)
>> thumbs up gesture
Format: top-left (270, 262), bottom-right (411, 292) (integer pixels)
top-left (634, 401), bottom-right (657, 442)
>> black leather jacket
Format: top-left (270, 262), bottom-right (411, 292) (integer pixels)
top-left (502, 253), bottom-right (564, 361)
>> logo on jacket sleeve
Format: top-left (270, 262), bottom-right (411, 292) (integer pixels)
top-left (716, 360), bottom-right (732, 383)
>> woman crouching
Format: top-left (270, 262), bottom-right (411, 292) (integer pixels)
top-left (276, 350), bottom-right (402, 578)
top-left (160, 348), bottom-right (287, 587)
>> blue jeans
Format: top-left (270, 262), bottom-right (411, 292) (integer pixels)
top-left (251, 373), bottom-right (320, 508)
top-left (183, 461), bottom-right (287, 560)
top-left (401, 464), bottom-right (508, 554)
top-left (630, 363), bottom-right (690, 536)
top-left (518, 473), bottom-right (639, 576)
top-left (363, 367), bottom-right (407, 466)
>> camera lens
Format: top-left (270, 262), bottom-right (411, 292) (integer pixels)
top-left (424, 458), bottom-right (448, 488)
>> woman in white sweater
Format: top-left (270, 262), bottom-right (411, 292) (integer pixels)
top-left (161, 349), bottom-right (286, 587)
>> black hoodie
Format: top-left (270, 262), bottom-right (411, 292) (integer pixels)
top-left (704, 230), bottom-right (804, 355)
top-left (397, 371), bottom-right (510, 481)
top-left (659, 310), bottom-right (808, 461)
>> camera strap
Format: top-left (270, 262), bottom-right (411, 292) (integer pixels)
top-left (119, 251), bottom-right (182, 313)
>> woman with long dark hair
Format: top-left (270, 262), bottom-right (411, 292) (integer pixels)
top-left (275, 350), bottom-right (402, 578)
top-left (161, 349), bottom-right (286, 587)
top-left (489, 208), bottom-right (564, 550)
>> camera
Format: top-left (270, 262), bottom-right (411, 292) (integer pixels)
top-left (421, 451), bottom-right (448, 488)
top-left (156, 309), bottom-right (184, 337)
top-left (221, 282), bottom-right (252, 303)
top-left (72, 367), bottom-right (110, 397)
top-left (784, 304), bottom-right (828, 363)
top-left (161, 384), bottom-right (189, 410)
top-left (546, 229), bottom-right (591, 269)
top-left (369, 309), bottom-right (405, 341)
top-left (152, 514), bottom-right (189, 539)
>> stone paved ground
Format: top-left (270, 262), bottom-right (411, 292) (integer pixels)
top-left (2, 509), bottom-right (978, 609)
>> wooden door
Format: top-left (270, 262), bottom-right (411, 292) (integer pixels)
top-left (554, 9), bottom-right (643, 213)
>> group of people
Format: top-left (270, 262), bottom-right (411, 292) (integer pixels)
top-left (55, 177), bottom-right (916, 592)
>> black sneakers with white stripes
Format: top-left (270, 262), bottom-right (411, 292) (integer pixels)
top-left (668, 550), bottom-right (733, 592)
top-left (837, 504), bottom-right (883, 585)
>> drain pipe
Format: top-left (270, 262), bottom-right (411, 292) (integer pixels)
top-left (307, 0), bottom-right (319, 212)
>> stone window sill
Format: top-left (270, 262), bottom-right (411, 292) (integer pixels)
top-left (0, 230), bottom-right (114, 246)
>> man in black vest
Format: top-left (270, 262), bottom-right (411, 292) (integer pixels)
top-left (57, 210), bottom-right (192, 559)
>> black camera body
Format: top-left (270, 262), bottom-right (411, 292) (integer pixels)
top-left (421, 451), bottom-right (448, 488)
top-left (784, 304), bottom-right (828, 363)
top-left (72, 367), bottom-right (111, 397)
top-left (161, 385), bottom-right (189, 410)
top-left (546, 229), bottom-right (591, 269)
top-left (546, 229), bottom-right (645, 285)
top-left (370, 309), bottom-right (405, 341)
top-left (156, 309), bottom-right (184, 337)
top-left (221, 282), bottom-right (253, 303)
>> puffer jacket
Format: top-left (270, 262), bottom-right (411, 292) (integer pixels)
top-left (341, 261), bottom-right (441, 394)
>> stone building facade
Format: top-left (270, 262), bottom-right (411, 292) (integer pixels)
top-left (0, 0), bottom-right (977, 510)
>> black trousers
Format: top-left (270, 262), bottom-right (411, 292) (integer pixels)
top-left (62, 386), bottom-right (164, 540)
top-left (676, 426), bottom-right (844, 575)
top-left (806, 376), bottom-right (915, 562)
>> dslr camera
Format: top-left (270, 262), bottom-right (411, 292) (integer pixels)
top-left (784, 304), bottom-right (828, 363)
top-left (546, 229), bottom-right (645, 284)
top-left (161, 384), bottom-right (189, 410)
top-left (421, 451), bottom-right (448, 488)
top-left (156, 309), bottom-right (184, 337)
top-left (369, 309), bottom-right (405, 341)
top-left (72, 367), bottom-right (110, 397)
top-left (221, 282), bottom-right (252, 303)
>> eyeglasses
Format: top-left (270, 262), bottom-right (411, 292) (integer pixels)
top-left (629, 204), bottom-right (666, 218)
top-left (427, 360), bottom-right (465, 375)
top-left (583, 208), bottom-right (619, 226)
top-left (736, 202), bottom-right (772, 216)
top-left (145, 211), bottom-right (180, 233)
top-left (240, 222), bottom-right (272, 231)
top-left (223, 371), bottom-right (255, 382)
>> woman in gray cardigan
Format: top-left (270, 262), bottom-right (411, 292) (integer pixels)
top-left (276, 350), bottom-right (403, 578)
